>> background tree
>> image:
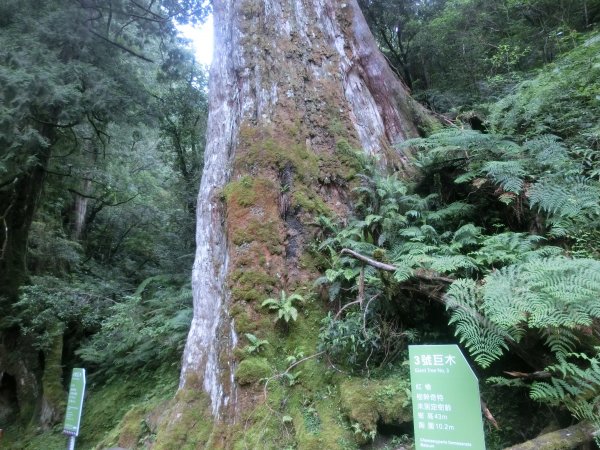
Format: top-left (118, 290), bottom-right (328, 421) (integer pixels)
top-left (0, 0), bottom-right (209, 427)
top-left (360, 0), bottom-right (600, 110)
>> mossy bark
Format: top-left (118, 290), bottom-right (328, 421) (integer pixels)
top-left (177, 0), bottom-right (434, 446)
top-left (39, 325), bottom-right (65, 429)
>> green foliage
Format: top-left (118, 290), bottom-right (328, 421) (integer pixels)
top-left (447, 257), bottom-right (600, 367)
top-left (11, 275), bottom-right (112, 350)
top-left (489, 32), bottom-right (600, 143)
top-left (361, 0), bottom-right (600, 108)
top-left (235, 357), bottom-right (272, 385)
top-left (261, 290), bottom-right (305, 325)
top-left (408, 128), bottom-right (600, 239)
top-left (244, 333), bottom-right (270, 355)
top-left (76, 276), bottom-right (192, 379)
top-left (315, 36), bottom-right (600, 432)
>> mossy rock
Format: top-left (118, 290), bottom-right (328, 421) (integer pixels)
top-left (340, 377), bottom-right (412, 444)
top-left (235, 358), bottom-right (272, 385)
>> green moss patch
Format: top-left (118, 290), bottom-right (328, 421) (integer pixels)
top-left (235, 126), bottom-right (320, 183)
top-left (235, 358), bottom-right (272, 386)
top-left (223, 175), bottom-right (258, 207)
top-left (151, 388), bottom-right (215, 450)
top-left (230, 269), bottom-right (278, 303)
top-left (82, 368), bottom-right (179, 449)
top-left (340, 376), bottom-right (412, 444)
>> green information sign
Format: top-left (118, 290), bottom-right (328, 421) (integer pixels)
top-left (409, 345), bottom-right (485, 449)
top-left (63, 368), bottom-right (86, 437)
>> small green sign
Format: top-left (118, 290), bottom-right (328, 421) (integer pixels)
top-left (409, 345), bottom-right (485, 449)
top-left (63, 368), bottom-right (86, 437)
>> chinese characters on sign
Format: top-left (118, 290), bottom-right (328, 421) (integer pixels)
top-left (63, 368), bottom-right (86, 437)
top-left (409, 345), bottom-right (486, 449)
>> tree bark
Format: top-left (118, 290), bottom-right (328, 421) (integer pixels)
top-left (39, 325), bottom-right (65, 429)
top-left (179, 0), bottom-right (434, 427)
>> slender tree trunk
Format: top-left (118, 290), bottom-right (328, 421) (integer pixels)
top-left (72, 179), bottom-right (91, 241)
top-left (178, 0), bottom-right (434, 431)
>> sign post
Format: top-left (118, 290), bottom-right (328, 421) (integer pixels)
top-left (409, 345), bottom-right (486, 449)
top-left (63, 368), bottom-right (86, 450)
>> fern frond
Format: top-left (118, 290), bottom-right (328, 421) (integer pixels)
top-left (529, 175), bottom-right (600, 218)
top-left (445, 279), bottom-right (509, 367)
top-left (483, 160), bottom-right (525, 193)
top-left (452, 224), bottom-right (482, 247)
top-left (524, 135), bottom-right (570, 169)
top-left (429, 255), bottom-right (478, 274)
top-left (541, 328), bottom-right (580, 358)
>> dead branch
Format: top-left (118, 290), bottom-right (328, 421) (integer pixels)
top-left (481, 400), bottom-right (499, 430)
top-left (340, 248), bottom-right (454, 284)
top-left (505, 370), bottom-right (552, 380)
top-left (341, 248), bottom-right (397, 271)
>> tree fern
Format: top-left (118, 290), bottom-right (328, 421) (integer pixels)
top-left (447, 257), bottom-right (600, 367)
top-left (446, 279), bottom-right (510, 368)
top-left (529, 175), bottom-right (600, 219)
top-left (529, 351), bottom-right (600, 434)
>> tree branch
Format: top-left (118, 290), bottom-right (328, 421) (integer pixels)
top-left (504, 370), bottom-right (552, 380)
top-left (29, 117), bottom-right (79, 129)
top-left (340, 248), bottom-right (454, 284)
top-left (88, 29), bottom-right (154, 62)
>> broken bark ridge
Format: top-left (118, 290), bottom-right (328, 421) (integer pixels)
top-left (180, 0), bottom-right (432, 422)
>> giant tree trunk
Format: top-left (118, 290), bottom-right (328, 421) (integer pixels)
top-left (179, 0), bottom-right (433, 429)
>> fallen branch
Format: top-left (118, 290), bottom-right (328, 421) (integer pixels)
top-left (503, 421), bottom-right (597, 450)
top-left (481, 400), bottom-right (499, 430)
top-left (505, 370), bottom-right (552, 380)
top-left (341, 248), bottom-right (397, 271)
top-left (340, 248), bottom-right (454, 284)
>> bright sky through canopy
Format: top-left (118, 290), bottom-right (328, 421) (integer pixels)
top-left (178, 15), bottom-right (214, 66)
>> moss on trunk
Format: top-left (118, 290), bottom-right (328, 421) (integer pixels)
top-left (39, 325), bottom-right (65, 429)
